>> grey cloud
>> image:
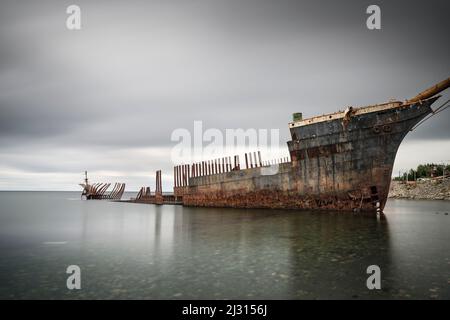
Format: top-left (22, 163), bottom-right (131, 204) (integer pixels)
top-left (0, 0), bottom-right (449, 189)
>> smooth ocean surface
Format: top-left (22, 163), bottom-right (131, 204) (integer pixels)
top-left (0, 191), bottom-right (449, 299)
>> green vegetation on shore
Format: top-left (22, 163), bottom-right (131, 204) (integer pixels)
top-left (394, 163), bottom-right (450, 181)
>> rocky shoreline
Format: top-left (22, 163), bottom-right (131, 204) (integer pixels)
top-left (388, 178), bottom-right (450, 200)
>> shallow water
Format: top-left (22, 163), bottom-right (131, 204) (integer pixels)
top-left (0, 191), bottom-right (449, 299)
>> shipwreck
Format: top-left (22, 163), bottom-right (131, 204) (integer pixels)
top-left (124, 78), bottom-right (450, 213)
top-left (168, 78), bottom-right (450, 213)
top-left (79, 171), bottom-right (125, 200)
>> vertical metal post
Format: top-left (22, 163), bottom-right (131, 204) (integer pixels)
top-left (186, 164), bottom-right (190, 186)
top-left (155, 171), bottom-right (158, 193)
top-left (183, 165), bottom-right (185, 185)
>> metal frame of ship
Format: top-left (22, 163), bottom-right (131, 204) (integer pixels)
top-left (79, 171), bottom-right (125, 200)
top-left (165, 78), bottom-right (449, 213)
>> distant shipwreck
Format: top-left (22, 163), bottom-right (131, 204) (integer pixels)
top-left (79, 171), bottom-right (125, 200)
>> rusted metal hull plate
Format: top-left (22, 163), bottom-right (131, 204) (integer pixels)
top-left (184, 189), bottom-right (380, 212)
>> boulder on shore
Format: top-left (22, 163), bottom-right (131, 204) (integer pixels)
top-left (388, 178), bottom-right (450, 200)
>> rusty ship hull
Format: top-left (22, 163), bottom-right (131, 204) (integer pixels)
top-left (176, 96), bottom-right (441, 213)
top-left (166, 78), bottom-right (449, 213)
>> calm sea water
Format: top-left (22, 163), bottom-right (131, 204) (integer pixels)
top-left (0, 191), bottom-right (449, 299)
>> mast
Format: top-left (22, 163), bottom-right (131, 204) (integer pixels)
top-left (406, 77), bottom-right (450, 104)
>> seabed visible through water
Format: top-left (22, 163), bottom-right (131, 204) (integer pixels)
top-left (0, 191), bottom-right (449, 299)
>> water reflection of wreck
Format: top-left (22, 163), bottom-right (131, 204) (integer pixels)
top-left (79, 171), bottom-right (125, 200)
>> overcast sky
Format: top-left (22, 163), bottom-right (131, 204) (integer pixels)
top-left (0, 0), bottom-right (449, 191)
